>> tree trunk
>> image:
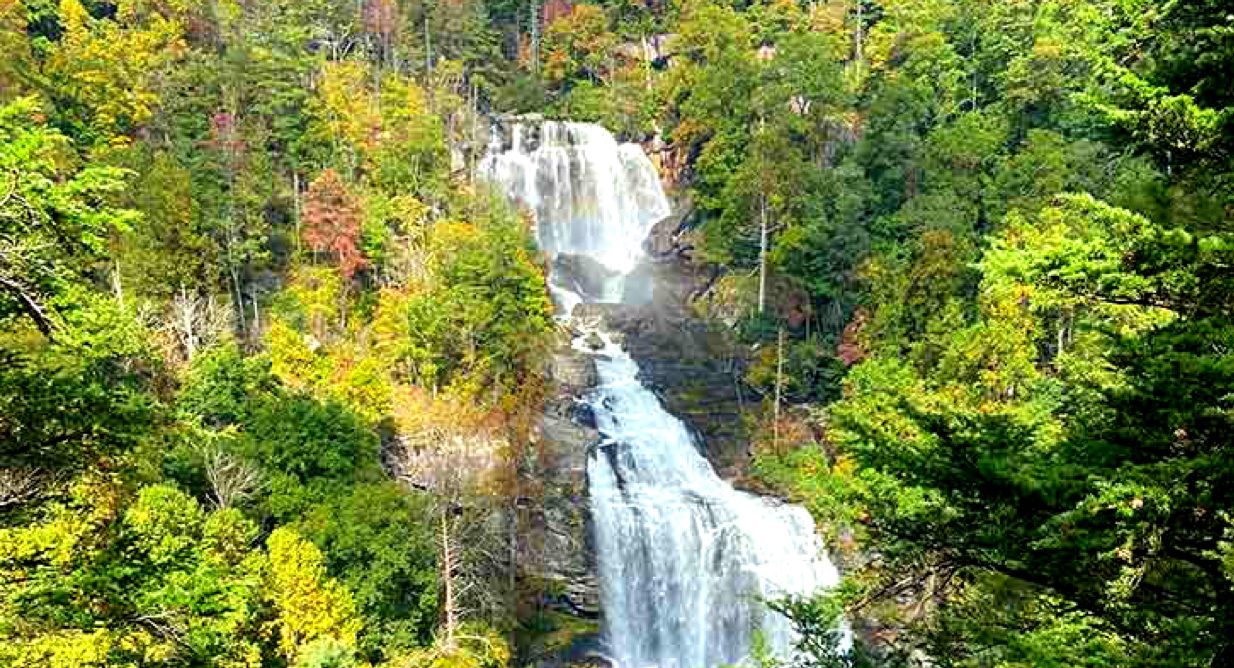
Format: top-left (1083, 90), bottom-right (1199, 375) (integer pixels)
top-left (530, 0), bottom-right (541, 73)
top-left (774, 327), bottom-right (784, 453)
top-left (758, 193), bottom-right (769, 315)
top-left (112, 259), bottom-right (124, 310)
top-left (642, 34), bottom-right (653, 91)
top-left (424, 8), bottom-right (434, 105)
top-left (229, 259), bottom-right (246, 335)
top-left (440, 511), bottom-right (458, 649)
top-left (292, 172), bottom-right (302, 254)
top-left (179, 285), bottom-right (198, 360)
top-left (855, 1), bottom-right (864, 62)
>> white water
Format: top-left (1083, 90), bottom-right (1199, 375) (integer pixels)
top-left (480, 120), bottom-right (840, 668)
top-left (478, 121), bottom-right (670, 277)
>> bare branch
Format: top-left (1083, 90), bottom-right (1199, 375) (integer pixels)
top-left (202, 446), bottom-right (264, 509)
top-left (0, 274), bottom-right (53, 337)
top-left (0, 467), bottom-right (47, 509)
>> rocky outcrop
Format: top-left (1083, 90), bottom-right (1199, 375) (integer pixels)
top-left (549, 194), bottom-right (755, 475)
top-left (524, 344), bottom-right (601, 620)
top-left (521, 192), bottom-right (756, 664)
top-left (519, 341), bottom-right (621, 668)
top-left (553, 254), bottom-right (621, 304)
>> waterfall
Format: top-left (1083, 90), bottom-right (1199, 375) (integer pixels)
top-left (478, 121), bottom-right (670, 275)
top-left (480, 119), bottom-right (841, 668)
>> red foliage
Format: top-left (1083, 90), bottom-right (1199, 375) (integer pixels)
top-left (364, 0), bottom-right (399, 37)
top-left (541, 0), bottom-right (573, 24)
top-left (303, 169), bottom-right (366, 279)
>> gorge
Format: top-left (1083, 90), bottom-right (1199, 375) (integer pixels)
top-left (480, 120), bottom-right (842, 668)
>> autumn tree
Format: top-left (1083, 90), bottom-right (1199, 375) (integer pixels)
top-left (303, 169), bottom-right (367, 279)
top-left (0, 98), bottom-right (138, 337)
top-left (540, 4), bottom-right (617, 86)
top-left (266, 526), bottom-right (363, 659)
top-left (45, 0), bottom-right (184, 146)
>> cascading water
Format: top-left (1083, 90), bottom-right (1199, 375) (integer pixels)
top-left (479, 121), bottom-right (670, 310)
top-left (584, 333), bottom-right (840, 668)
top-left (480, 120), bottom-right (841, 668)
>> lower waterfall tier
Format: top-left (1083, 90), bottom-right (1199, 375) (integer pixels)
top-left (583, 332), bottom-right (840, 668)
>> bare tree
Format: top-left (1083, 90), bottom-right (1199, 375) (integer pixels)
top-left (773, 327), bottom-right (785, 453)
top-left (758, 189), bottom-right (769, 314)
top-left (0, 467), bottom-right (46, 509)
top-left (167, 286), bottom-right (232, 361)
top-left (387, 398), bottom-right (516, 631)
top-left (202, 445), bottom-right (264, 509)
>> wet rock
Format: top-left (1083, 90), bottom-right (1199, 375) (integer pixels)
top-left (619, 262), bottom-right (654, 305)
top-left (598, 303), bottom-right (751, 473)
top-left (553, 254), bottom-right (621, 302)
top-left (643, 197), bottom-right (693, 258)
top-left (520, 611), bottom-right (608, 668)
top-left (583, 332), bottom-right (605, 351)
top-left (548, 348), bottom-right (599, 392)
top-left (525, 400), bottom-right (601, 620)
top-left (571, 401), bottom-right (597, 429)
top-left (521, 338), bottom-right (603, 635)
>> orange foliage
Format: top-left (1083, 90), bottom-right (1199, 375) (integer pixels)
top-left (303, 169), bottom-right (366, 279)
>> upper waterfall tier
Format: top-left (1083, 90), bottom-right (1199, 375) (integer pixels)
top-left (477, 121), bottom-right (670, 276)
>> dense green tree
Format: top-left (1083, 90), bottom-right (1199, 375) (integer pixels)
top-left (0, 98), bottom-right (137, 336)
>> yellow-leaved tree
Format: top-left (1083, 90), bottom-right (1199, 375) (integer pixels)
top-left (45, 0), bottom-right (184, 145)
top-left (265, 527), bottom-right (362, 660)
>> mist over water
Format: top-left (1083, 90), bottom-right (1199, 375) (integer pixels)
top-left (480, 120), bottom-right (840, 668)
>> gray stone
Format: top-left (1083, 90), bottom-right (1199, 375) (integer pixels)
top-left (583, 332), bottom-right (605, 351)
top-left (553, 254), bottom-right (621, 302)
top-left (548, 348), bottom-right (599, 392)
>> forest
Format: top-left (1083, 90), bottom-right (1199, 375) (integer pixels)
top-left (0, 0), bottom-right (1231, 667)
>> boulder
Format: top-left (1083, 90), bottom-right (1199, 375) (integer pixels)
top-left (553, 253), bottom-right (622, 302)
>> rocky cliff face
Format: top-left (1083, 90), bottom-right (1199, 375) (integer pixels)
top-left (518, 342), bottom-right (608, 668)
top-left (524, 345), bottom-right (601, 616)
top-left (573, 302), bottom-right (752, 476)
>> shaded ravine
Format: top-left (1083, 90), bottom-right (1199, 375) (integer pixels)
top-left (480, 120), bottom-right (840, 668)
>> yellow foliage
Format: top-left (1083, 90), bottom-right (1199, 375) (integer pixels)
top-left (372, 287), bottom-right (415, 366)
top-left (383, 623), bottom-right (511, 668)
top-left (540, 4), bottom-right (617, 85)
top-left (380, 75), bottom-right (439, 148)
top-left (0, 0), bottom-right (30, 97)
top-left (391, 385), bottom-right (490, 438)
top-left (333, 349), bottom-right (395, 422)
top-left (48, 0), bottom-right (184, 144)
top-left (319, 61), bottom-right (381, 154)
top-left (267, 318), bottom-right (329, 391)
top-left (429, 221), bottom-right (480, 258)
top-left (285, 265), bottom-right (345, 341)
top-left (0, 476), bottom-right (121, 571)
top-left (366, 193), bottom-right (433, 287)
top-left (115, 0), bottom-right (197, 25)
top-left (389, 386), bottom-right (510, 495)
top-left (265, 527), bottom-right (361, 659)
top-left (0, 629), bottom-right (117, 667)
